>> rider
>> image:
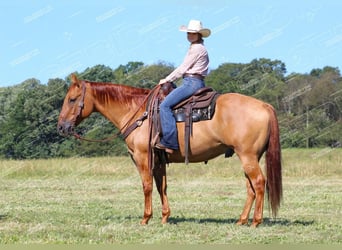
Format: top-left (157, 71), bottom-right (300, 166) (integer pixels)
top-left (155, 20), bottom-right (211, 154)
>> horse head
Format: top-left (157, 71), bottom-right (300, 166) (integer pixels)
top-left (57, 74), bottom-right (93, 136)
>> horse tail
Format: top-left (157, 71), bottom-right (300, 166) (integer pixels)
top-left (265, 105), bottom-right (283, 218)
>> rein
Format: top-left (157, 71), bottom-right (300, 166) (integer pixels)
top-left (72, 81), bottom-right (160, 142)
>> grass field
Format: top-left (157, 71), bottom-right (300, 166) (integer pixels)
top-left (0, 148), bottom-right (341, 244)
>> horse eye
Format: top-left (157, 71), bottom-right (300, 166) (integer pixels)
top-left (69, 97), bottom-right (76, 104)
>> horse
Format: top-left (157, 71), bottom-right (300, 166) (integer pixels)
top-left (57, 74), bottom-right (282, 227)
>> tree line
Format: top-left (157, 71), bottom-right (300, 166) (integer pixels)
top-left (0, 58), bottom-right (341, 159)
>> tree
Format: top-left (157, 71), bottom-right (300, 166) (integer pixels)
top-left (205, 63), bottom-right (245, 93)
top-left (114, 61), bottom-right (144, 83)
top-left (0, 78), bottom-right (70, 159)
top-left (78, 64), bottom-right (116, 82)
top-left (206, 58), bottom-right (286, 97)
top-left (124, 61), bottom-right (174, 88)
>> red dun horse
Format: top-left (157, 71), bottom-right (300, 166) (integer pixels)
top-left (57, 74), bottom-right (282, 227)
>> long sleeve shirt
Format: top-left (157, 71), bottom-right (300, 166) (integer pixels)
top-left (165, 42), bottom-right (209, 83)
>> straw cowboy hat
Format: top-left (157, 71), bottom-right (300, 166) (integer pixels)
top-left (179, 20), bottom-right (211, 38)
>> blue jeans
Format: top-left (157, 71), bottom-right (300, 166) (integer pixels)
top-left (159, 77), bottom-right (205, 150)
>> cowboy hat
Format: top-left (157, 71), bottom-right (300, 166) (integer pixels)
top-left (179, 20), bottom-right (211, 38)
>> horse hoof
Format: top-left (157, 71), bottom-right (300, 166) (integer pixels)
top-left (140, 219), bottom-right (149, 225)
top-left (236, 219), bottom-right (248, 226)
top-left (251, 220), bottom-right (262, 228)
top-left (161, 215), bottom-right (170, 224)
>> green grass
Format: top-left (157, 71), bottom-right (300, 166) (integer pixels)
top-left (0, 149), bottom-right (341, 244)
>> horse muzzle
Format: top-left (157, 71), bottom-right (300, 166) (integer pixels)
top-left (57, 121), bottom-right (75, 137)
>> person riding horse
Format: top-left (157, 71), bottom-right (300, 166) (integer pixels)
top-left (155, 20), bottom-right (211, 154)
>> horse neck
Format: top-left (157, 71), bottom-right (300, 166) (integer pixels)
top-left (89, 82), bottom-right (149, 130)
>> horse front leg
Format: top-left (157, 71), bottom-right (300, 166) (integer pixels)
top-left (140, 171), bottom-right (153, 225)
top-left (129, 152), bottom-right (153, 225)
top-left (153, 163), bottom-right (171, 224)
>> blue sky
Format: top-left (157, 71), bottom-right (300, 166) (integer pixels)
top-left (1, 0), bottom-right (341, 87)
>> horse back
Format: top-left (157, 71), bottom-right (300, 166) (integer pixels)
top-left (213, 93), bottom-right (273, 152)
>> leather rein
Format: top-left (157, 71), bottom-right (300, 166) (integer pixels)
top-left (72, 80), bottom-right (160, 142)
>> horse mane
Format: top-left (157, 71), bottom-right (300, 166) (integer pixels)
top-left (86, 80), bottom-right (151, 108)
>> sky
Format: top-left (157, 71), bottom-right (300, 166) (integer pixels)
top-left (1, 0), bottom-right (341, 87)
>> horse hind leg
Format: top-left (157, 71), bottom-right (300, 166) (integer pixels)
top-left (237, 174), bottom-right (255, 226)
top-left (237, 155), bottom-right (265, 227)
top-left (153, 163), bottom-right (171, 224)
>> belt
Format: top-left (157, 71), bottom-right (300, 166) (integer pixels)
top-left (183, 73), bottom-right (205, 80)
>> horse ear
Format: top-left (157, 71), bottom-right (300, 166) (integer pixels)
top-left (70, 74), bottom-right (78, 84)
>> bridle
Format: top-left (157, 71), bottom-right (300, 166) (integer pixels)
top-left (71, 80), bottom-right (120, 142)
top-left (72, 80), bottom-right (86, 126)
top-left (71, 80), bottom-right (160, 142)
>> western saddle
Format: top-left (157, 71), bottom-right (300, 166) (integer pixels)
top-left (150, 82), bottom-right (220, 164)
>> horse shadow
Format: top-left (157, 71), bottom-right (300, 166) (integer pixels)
top-left (104, 214), bottom-right (314, 227)
top-left (168, 216), bottom-right (314, 227)
top-left (0, 214), bottom-right (8, 221)
top-left (168, 217), bottom-right (237, 225)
